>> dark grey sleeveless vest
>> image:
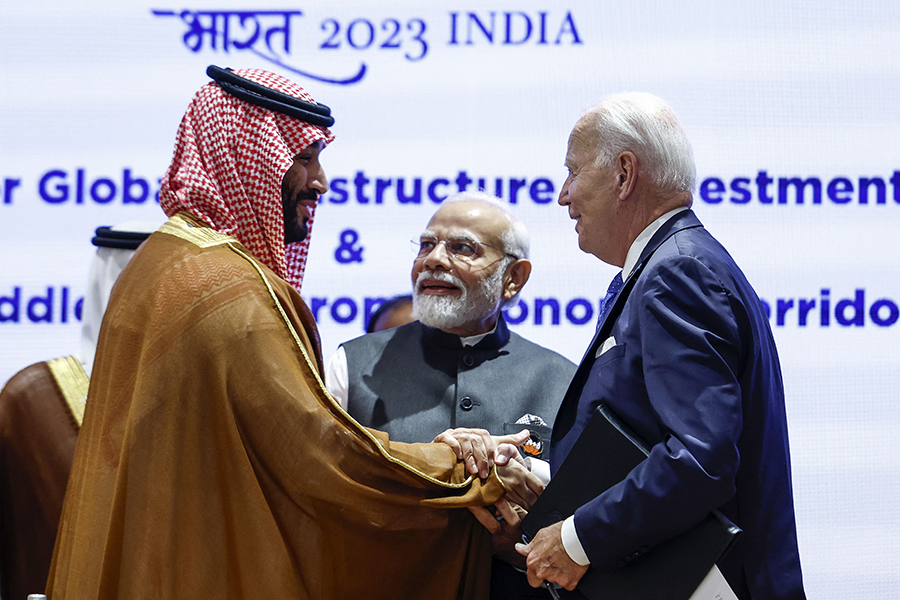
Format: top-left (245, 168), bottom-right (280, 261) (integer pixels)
top-left (342, 317), bottom-right (576, 459)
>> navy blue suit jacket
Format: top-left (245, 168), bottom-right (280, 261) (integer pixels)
top-left (551, 210), bottom-right (805, 599)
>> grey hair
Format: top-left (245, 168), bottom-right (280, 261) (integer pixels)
top-left (439, 190), bottom-right (529, 310)
top-left (441, 190), bottom-right (531, 260)
top-left (582, 92), bottom-right (696, 197)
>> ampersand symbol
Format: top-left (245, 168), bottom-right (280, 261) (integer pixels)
top-left (335, 229), bottom-right (364, 263)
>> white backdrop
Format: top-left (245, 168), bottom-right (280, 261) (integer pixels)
top-left (1, 1), bottom-right (899, 597)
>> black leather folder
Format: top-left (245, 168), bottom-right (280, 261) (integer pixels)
top-left (521, 404), bottom-right (741, 600)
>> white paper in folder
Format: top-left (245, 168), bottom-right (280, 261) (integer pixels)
top-left (689, 566), bottom-right (738, 600)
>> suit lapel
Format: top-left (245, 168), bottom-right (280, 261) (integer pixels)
top-left (582, 210), bottom-right (702, 367)
top-left (552, 210), bottom-right (704, 443)
top-left (635, 209), bottom-right (702, 265)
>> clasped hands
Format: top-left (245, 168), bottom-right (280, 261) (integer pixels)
top-left (432, 426), bottom-right (541, 505)
top-left (433, 427), bottom-right (588, 590)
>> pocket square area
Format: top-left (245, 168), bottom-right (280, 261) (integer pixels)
top-left (596, 336), bottom-right (617, 358)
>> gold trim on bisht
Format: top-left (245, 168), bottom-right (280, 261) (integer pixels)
top-left (46, 355), bottom-right (89, 427)
top-left (229, 245), bottom-right (481, 491)
top-left (159, 212), bottom-right (236, 248)
top-left (158, 210), bottom-right (486, 490)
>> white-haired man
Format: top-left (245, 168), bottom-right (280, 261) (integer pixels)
top-left (327, 191), bottom-right (576, 599)
top-left (514, 93), bottom-right (806, 599)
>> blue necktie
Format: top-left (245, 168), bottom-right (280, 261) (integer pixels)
top-left (596, 271), bottom-right (624, 330)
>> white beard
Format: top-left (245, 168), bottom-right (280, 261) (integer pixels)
top-left (412, 266), bottom-right (506, 331)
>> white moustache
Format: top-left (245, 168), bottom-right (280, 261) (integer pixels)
top-left (415, 270), bottom-right (467, 292)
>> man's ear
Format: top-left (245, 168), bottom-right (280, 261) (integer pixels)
top-left (502, 259), bottom-right (532, 301)
top-left (616, 151), bottom-right (639, 200)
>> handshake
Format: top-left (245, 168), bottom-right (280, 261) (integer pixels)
top-left (433, 427), bottom-right (589, 592)
top-left (433, 428), bottom-right (540, 562)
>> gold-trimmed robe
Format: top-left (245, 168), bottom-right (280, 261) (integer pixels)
top-left (0, 356), bottom-right (86, 600)
top-left (47, 213), bottom-right (504, 599)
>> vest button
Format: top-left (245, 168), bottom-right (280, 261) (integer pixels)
top-left (460, 397), bottom-right (474, 411)
top-left (462, 354), bottom-right (475, 367)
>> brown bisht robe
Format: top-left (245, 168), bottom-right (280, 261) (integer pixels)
top-left (47, 213), bottom-right (505, 600)
top-left (0, 356), bottom-right (86, 600)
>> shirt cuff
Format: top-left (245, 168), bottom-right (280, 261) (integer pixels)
top-left (528, 457), bottom-right (551, 486)
top-left (323, 345), bottom-right (349, 410)
top-left (561, 516), bottom-right (590, 566)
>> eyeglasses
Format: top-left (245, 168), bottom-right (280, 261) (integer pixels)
top-left (412, 235), bottom-right (519, 262)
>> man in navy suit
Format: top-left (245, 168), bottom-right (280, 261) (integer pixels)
top-left (514, 93), bottom-right (806, 599)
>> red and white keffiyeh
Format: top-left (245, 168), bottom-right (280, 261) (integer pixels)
top-left (159, 68), bottom-right (335, 289)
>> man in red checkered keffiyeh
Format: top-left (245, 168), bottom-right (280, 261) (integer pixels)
top-left (48, 66), bottom-right (514, 599)
top-left (159, 67), bottom-right (335, 289)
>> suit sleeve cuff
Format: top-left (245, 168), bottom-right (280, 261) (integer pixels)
top-left (561, 516), bottom-right (591, 566)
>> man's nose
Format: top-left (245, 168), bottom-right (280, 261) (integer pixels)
top-left (558, 178), bottom-right (571, 206)
top-left (311, 164), bottom-right (328, 195)
top-left (423, 241), bottom-right (452, 270)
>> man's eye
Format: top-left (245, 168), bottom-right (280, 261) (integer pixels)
top-left (419, 240), bottom-right (436, 252)
top-left (449, 241), bottom-right (476, 256)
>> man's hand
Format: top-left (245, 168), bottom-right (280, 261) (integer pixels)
top-left (469, 498), bottom-right (528, 568)
top-left (433, 427), bottom-right (530, 478)
top-left (496, 453), bottom-right (544, 510)
top-left (515, 521), bottom-right (589, 591)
